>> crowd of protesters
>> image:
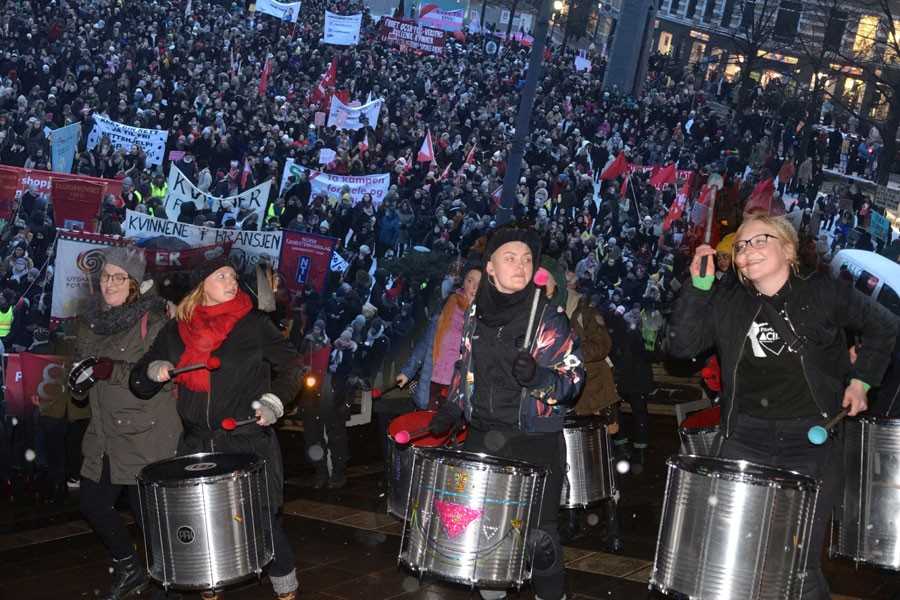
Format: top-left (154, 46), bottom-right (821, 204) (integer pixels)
top-left (0, 0), bottom-right (898, 503)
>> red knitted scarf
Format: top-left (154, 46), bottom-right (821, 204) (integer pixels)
top-left (176, 290), bottom-right (252, 391)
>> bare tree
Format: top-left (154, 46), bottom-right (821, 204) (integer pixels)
top-left (807, 0), bottom-right (900, 184)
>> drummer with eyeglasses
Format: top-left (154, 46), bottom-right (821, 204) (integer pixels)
top-left (428, 225), bottom-right (585, 600)
top-left (667, 212), bottom-right (899, 599)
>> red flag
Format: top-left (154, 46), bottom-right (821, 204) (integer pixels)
top-left (599, 151), bottom-right (629, 180)
top-left (491, 185), bottom-right (503, 212)
top-left (650, 163), bottom-right (677, 188)
top-left (310, 58), bottom-right (338, 105)
top-left (619, 174), bottom-right (629, 198)
top-left (241, 158), bottom-right (251, 188)
top-left (744, 177), bottom-right (777, 215)
top-left (662, 179), bottom-right (692, 232)
top-left (440, 162), bottom-right (452, 180)
top-left (465, 144), bottom-right (476, 167)
top-left (418, 130), bottom-right (436, 164)
top-left (286, 82), bottom-right (295, 102)
top-left (258, 58), bottom-right (273, 95)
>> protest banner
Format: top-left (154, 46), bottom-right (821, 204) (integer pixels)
top-left (870, 211), bottom-right (891, 241)
top-left (379, 17), bottom-right (446, 54)
top-left (50, 177), bottom-right (107, 231)
top-left (280, 229), bottom-right (337, 296)
top-left (143, 240), bottom-right (236, 273)
top-left (319, 148), bottom-right (337, 165)
top-left (85, 114), bottom-right (169, 166)
top-left (0, 167), bottom-right (124, 210)
top-left (327, 96), bottom-right (383, 131)
top-left (279, 159), bottom-right (390, 205)
top-left (20, 353), bottom-right (70, 418)
top-left (255, 0), bottom-right (301, 22)
top-left (163, 166), bottom-right (271, 227)
top-left (4, 354), bottom-right (25, 417)
top-left (416, 2), bottom-right (465, 31)
top-left (122, 210), bottom-right (282, 273)
top-left (0, 166), bottom-right (19, 219)
top-left (51, 230), bottom-right (120, 321)
top-left (50, 122), bottom-right (80, 174)
top-left (324, 11), bottom-right (362, 45)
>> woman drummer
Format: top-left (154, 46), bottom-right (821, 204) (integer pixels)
top-left (668, 212), bottom-right (899, 599)
top-left (428, 225), bottom-right (585, 600)
top-left (130, 253), bottom-right (301, 600)
top-left (73, 246), bottom-right (181, 600)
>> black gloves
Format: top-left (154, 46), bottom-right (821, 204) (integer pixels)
top-left (513, 351), bottom-right (541, 387)
top-left (428, 405), bottom-right (461, 436)
top-left (92, 356), bottom-right (114, 381)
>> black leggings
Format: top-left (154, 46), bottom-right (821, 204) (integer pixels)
top-left (80, 455), bottom-right (143, 561)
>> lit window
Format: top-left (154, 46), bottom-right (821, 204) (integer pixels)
top-left (853, 15), bottom-right (878, 58)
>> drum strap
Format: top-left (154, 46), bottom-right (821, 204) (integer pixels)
top-left (758, 301), bottom-right (834, 375)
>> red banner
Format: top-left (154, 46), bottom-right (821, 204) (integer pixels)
top-left (379, 17), bottom-right (446, 54)
top-left (280, 230), bottom-right (337, 297)
top-left (4, 353), bottom-right (69, 418)
top-left (4, 166), bottom-right (123, 201)
top-left (143, 240), bottom-right (235, 272)
top-left (51, 177), bottom-right (107, 231)
top-left (0, 166), bottom-right (19, 219)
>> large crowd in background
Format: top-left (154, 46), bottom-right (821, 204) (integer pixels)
top-left (0, 0), bottom-right (897, 499)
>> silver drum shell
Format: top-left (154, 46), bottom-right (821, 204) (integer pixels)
top-left (138, 452), bottom-right (274, 589)
top-left (560, 416), bottom-right (615, 507)
top-left (833, 416), bottom-right (900, 570)
top-left (399, 448), bottom-right (546, 588)
top-left (651, 455), bottom-right (818, 599)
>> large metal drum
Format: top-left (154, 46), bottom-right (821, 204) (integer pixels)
top-left (560, 415), bottom-right (614, 507)
top-left (651, 455), bottom-right (818, 599)
top-left (679, 405), bottom-right (722, 456)
top-left (138, 453), bottom-right (273, 590)
top-left (832, 416), bottom-right (900, 569)
top-left (387, 411), bottom-right (467, 519)
top-left (399, 448), bottom-right (545, 588)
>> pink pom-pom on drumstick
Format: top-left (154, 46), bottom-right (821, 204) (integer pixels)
top-left (394, 430), bottom-right (411, 444)
top-left (534, 268), bottom-right (549, 286)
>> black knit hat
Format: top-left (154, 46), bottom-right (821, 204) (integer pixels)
top-left (195, 246), bottom-right (237, 283)
top-left (483, 223), bottom-right (542, 266)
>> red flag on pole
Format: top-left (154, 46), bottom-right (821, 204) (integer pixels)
top-left (662, 179), bottom-right (692, 232)
top-left (310, 58), bottom-right (337, 105)
top-left (599, 151), bottom-right (629, 180)
top-left (417, 130), bottom-right (436, 164)
top-left (241, 158), bottom-right (251, 188)
top-left (619, 174), bottom-right (629, 198)
top-left (258, 58), bottom-right (273, 95)
top-left (744, 177), bottom-right (779, 215)
top-left (650, 163), bottom-right (677, 188)
top-left (464, 144), bottom-right (476, 167)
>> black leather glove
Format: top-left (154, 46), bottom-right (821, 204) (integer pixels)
top-left (428, 406), bottom-right (460, 436)
top-left (512, 351), bottom-right (540, 387)
top-left (92, 356), bottom-right (114, 380)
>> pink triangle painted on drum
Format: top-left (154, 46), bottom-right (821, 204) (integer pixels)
top-left (433, 498), bottom-right (483, 540)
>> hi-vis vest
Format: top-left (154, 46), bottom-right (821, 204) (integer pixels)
top-left (0, 306), bottom-right (13, 337)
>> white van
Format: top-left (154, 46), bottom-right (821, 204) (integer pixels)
top-left (830, 249), bottom-right (900, 316)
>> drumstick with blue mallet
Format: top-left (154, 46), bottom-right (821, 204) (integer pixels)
top-left (807, 408), bottom-right (851, 444)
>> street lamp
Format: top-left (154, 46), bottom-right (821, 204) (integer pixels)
top-left (551, 0), bottom-right (564, 40)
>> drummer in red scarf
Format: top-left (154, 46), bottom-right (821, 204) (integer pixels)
top-left (130, 252), bottom-right (301, 600)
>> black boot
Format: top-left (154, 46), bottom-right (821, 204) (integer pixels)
top-left (102, 555), bottom-right (150, 600)
top-left (328, 469), bottom-right (346, 489)
top-left (311, 464), bottom-right (328, 489)
top-left (601, 498), bottom-right (625, 554)
top-left (558, 507), bottom-right (584, 544)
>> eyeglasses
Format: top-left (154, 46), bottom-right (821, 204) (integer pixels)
top-left (100, 272), bottom-right (128, 286)
top-left (734, 234), bottom-right (778, 255)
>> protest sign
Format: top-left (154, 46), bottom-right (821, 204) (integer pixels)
top-left (319, 148), bottom-right (337, 165)
top-left (416, 2), bottom-right (465, 31)
top-left (280, 229), bottom-right (337, 296)
top-left (327, 96), bottom-right (383, 131)
top-left (50, 177), bottom-right (107, 231)
top-left (255, 0), bottom-right (301, 22)
top-left (279, 159), bottom-right (390, 205)
top-left (51, 230), bottom-right (120, 321)
top-left (85, 115), bottom-right (169, 166)
top-left (50, 123), bottom-right (80, 174)
top-left (122, 210), bottom-right (282, 272)
top-left (379, 17), bottom-right (446, 54)
top-left (164, 166), bottom-right (271, 227)
top-left (324, 11), bottom-right (362, 45)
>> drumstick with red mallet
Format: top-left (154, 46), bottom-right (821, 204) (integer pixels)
top-left (371, 381), bottom-right (401, 399)
top-left (170, 356), bottom-right (222, 377)
top-left (221, 415), bottom-right (260, 430)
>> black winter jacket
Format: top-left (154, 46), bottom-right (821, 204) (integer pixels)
top-left (667, 272), bottom-right (899, 435)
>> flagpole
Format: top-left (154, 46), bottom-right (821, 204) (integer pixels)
top-left (495, 0), bottom-right (553, 226)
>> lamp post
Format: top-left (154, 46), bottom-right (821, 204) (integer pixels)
top-left (550, 0), bottom-right (563, 41)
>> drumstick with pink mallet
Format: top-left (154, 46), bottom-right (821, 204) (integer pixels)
top-left (170, 356), bottom-right (222, 377)
top-left (807, 408), bottom-right (851, 445)
top-left (394, 427), bottom-right (430, 444)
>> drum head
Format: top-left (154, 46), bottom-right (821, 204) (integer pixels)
top-left (139, 452), bottom-right (260, 483)
top-left (669, 455), bottom-right (818, 491)
top-left (68, 356), bottom-right (99, 394)
top-left (388, 411), bottom-right (467, 447)
top-left (681, 405), bottom-right (721, 429)
top-left (415, 448), bottom-right (545, 475)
